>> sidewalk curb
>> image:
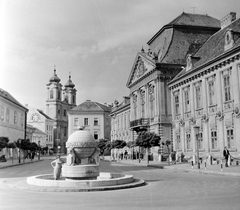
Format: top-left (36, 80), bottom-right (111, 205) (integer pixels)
top-left (0, 159), bottom-right (43, 169)
top-left (148, 164), bottom-right (240, 177)
top-left (106, 159), bottom-right (240, 177)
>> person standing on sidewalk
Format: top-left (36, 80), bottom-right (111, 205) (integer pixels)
top-left (223, 146), bottom-right (230, 167)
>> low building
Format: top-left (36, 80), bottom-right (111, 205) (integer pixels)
top-left (26, 105), bottom-right (54, 149)
top-left (168, 12), bottom-right (240, 159)
top-left (0, 88), bottom-right (28, 142)
top-left (110, 96), bottom-right (131, 143)
top-left (31, 127), bottom-right (47, 148)
top-left (0, 88), bottom-right (28, 158)
top-left (26, 124), bottom-right (35, 142)
top-left (68, 100), bottom-right (111, 140)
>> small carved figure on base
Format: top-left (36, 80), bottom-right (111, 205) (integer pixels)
top-left (66, 148), bottom-right (75, 166)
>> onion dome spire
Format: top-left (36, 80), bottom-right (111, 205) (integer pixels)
top-left (49, 65), bottom-right (61, 83)
top-left (65, 72), bottom-right (75, 88)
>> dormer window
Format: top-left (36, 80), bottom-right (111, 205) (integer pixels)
top-left (224, 29), bottom-right (234, 51)
top-left (186, 54), bottom-right (200, 71)
top-left (186, 55), bottom-right (193, 71)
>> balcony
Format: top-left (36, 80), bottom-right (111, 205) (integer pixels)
top-left (130, 118), bottom-right (150, 131)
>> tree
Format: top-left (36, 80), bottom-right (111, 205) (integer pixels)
top-left (28, 142), bottom-right (39, 151)
top-left (0, 137), bottom-right (9, 151)
top-left (135, 131), bottom-right (160, 164)
top-left (161, 138), bottom-right (171, 165)
top-left (126, 141), bottom-right (135, 160)
top-left (7, 142), bottom-right (17, 149)
top-left (97, 139), bottom-right (111, 156)
top-left (111, 140), bottom-right (126, 160)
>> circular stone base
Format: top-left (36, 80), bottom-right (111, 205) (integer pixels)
top-left (26, 172), bottom-right (145, 191)
top-left (62, 164), bottom-right (99, 179)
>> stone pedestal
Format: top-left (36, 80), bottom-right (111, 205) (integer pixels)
top-left (62, 164), bottom-right (99, 180)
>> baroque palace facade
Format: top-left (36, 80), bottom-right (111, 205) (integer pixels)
top-left (111, 12), bottom-right (240, 160)
top-left (168, 12), bottom-right (240, 158)
top-left (126, 12), bottom-right (220, 159)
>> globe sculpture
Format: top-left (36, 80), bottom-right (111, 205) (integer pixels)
top-left (62, 128), bottom-right (100, 180)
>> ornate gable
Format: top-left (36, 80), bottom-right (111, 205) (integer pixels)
top-left (127, 54), bottom-right (156, 87)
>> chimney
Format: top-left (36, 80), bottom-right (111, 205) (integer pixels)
top-left (221, 12), bottom-right (236, 29)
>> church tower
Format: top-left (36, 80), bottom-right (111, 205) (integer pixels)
top-left (63, 73), bottom-right (77, 108)
top-left (45, 67), bottom-right (77, 153)
top-left (46, 67), bottom-right (62, 120)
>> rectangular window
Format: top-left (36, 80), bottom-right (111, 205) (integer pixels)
top-left (94, 131), bottom-right (98, 140)
top-left (84, 118), bottom-right (88, 126)
top-left (175, 95), bottom-right (179, 115)
top-left (133, 95), bottom-right (137, 119)
top-left (208, 81), bottom-right (215, 106)
top-left (176, 134), bottom-right (181, 150)
top-left (186, 133), bottom-right (191, 150)
top-left (227, 129), bottom-right (234, 149)
top-left (184, 90), bottom-right (190, 112)
top-left (196, 86), bottom-right (202, 109)
top-left (94, 118), bottom-right (98, 126)
top-left (198, 132), bottom-right (203, 149)
top-left (224, 75), bottom-right (231, 102)
top-left (74, 118), bottom-right (79, 126)
top-left (211, 131), bottom-right (217, 149)
top-left (149, 85), bottom-right (155, 120)
top-left (14, 111), bottom-right (18, 124)
top-left (0, 105), bottom-right (4, 121)
top-left (140, 91), bottom-right (145, 118)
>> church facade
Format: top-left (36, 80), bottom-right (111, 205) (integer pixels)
top-left (168, 12), bottom-right (240, 159)
top-left (45, 68), bottom-right (77, 153)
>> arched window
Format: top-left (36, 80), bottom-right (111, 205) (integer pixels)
top-left (72, 95), bottom-right (75, 104)
top-left (58, 91), bottom-right (61, 100)
top-left (50, 89), bottom-right (54, 99)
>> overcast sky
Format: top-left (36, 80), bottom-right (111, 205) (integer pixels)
top-left (1, 0), bottom-right (240, 110)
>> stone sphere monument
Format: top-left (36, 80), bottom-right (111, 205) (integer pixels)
top-left (62, 128), bottom-right (100, 180)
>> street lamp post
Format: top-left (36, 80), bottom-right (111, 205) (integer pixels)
top-left (38, 140), bottom-right (40, 160)
top-left (58, 145), bottom-right (61, 156)
top-left (18, 139), bottom-right (22, 164)
top-left (193, 126), bottom-right (200, 169)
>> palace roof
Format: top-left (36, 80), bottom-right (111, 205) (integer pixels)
top-left (170, 16), bottom-right (240, 83)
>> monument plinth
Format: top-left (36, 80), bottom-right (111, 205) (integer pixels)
top-left (62, 128), bottom-right (100, 180)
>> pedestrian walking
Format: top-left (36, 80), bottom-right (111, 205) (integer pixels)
top-left (223, 146), bottom-right (230, 167)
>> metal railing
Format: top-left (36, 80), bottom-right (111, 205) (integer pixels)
top-left (130, 118), bottom-right (150, 128)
